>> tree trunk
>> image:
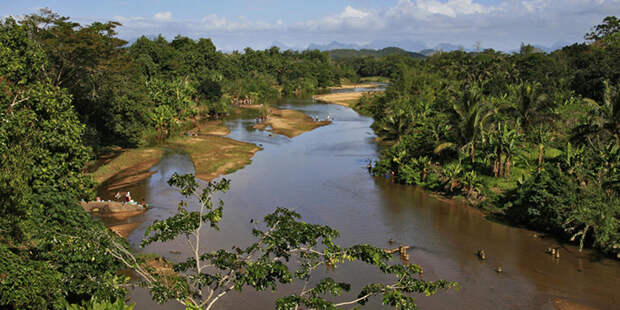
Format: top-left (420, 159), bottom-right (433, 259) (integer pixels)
top-left (505, 157), bottom-right (511, 178)
top-left (493, 160), bottom-right (499, 177)
top-left (450, 179), bottom-right (457, 192)
top-left (538, 143), bottom-right (544, 172)
top-left (471, 143), bottom-right (476, 164)
top-left (499, 153), bottom-right (505, 177)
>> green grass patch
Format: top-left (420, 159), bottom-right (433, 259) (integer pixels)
top-left (167, 135), bottom-right (260, 181)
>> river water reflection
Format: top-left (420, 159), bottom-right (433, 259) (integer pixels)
top-left (112, 95), bottom-right (619, 309)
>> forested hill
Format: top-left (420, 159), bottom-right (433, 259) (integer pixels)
top-left (327, 47), bottom-right (425, 60)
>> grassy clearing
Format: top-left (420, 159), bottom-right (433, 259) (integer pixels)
top-left (90, 118), bottom-right (253, 188)
top-left (475, 144), bottom-right (563, 198)
top-left (91, 148), bottom-right (165, 189)
top-left (251, 107), bottom-right (330, 138)
top-left (168, 135), bottom-right (260, 181)
top-left (190, 119), bottom-right (230, 136)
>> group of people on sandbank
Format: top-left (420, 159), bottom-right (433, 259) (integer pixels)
top-left (94, 191), bottom-right (146, 206)
top-left (232, 97), bottom-right (255, 105)
top-left (255, 115), bottom-right (269, 123)
top-left (313, 114), bottom-right (332, 122)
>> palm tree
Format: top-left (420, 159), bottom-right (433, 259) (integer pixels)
top-left (593, 141), bottom-right (620, 194)
top-left (581, 81), bottom-right (620, 145)
top-left (373, 106), bottom-right (414, 142)
top-left (436, 86), bottom-right (494, 164)
top-left (507, 81), bottom-right (549, 134)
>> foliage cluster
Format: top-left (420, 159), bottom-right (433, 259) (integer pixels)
top-left (108, 174), bottom-right (456, 310)
top-left (357, 17), bottom-right (620, 258)
top-left (0, 17), bottom-right (126, 308)
top-left (0, 9), bottom-right (448, 309)
top-left (13, 9), bottom-right (343, 152)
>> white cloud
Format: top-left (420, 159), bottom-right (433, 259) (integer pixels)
top-left (105, 0), bottom-right (620, 51)
top-left (294, 5), bottom-right (384, 32)
top-left (340, 6), bottom-right (369, 19)
top-left (200, 14), bottom-right (278, 31)
top-left (390, 0), bottom-right (494, 18)
top-left (154, 11), bottom-right (172, 21)
top-left (202, 14), bottom-right (227, 29)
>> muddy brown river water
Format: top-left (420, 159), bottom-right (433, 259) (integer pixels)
top-left (100, 91), bottom-right (620, 309)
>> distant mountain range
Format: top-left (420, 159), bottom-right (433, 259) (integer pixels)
top-left (269, 40), bottom-right (574, 57)
top-left (326, 47), bottom-right (425, 59)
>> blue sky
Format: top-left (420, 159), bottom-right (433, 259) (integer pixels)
top-left (3, 1), bottom-right (620, 51)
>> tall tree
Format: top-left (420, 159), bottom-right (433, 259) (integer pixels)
top-left (1, 17), bottom-right (125, 308)
top-left (443, 86), bottom-right (494, 164)
top-left (581, 81), bottom-right (620, 145)
top-left (22, 9), bottom-right (150, 147)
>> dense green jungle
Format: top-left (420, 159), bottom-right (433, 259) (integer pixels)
top-left (0, 9), bottom-right (618, 310)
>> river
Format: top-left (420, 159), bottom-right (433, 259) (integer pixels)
top-left (102, 88), bottom-right (620, 309)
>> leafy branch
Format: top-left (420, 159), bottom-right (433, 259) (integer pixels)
top-left (108, 174), bottom-right (456, 309)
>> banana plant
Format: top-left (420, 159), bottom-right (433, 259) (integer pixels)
top-left (443, 162), bottom-right (463, 193)
top-left (462, 170), bottom-right (481, 198)
top-left (484, 122), bottom-right (522, 177)
top-left (532, 125), bottom-right (553, 172)
top-left (411, 156), bottom-right (432, 183)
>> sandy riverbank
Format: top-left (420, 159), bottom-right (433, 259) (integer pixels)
top-left (92, 148), bottom-right (166, 192)
top-left (313, 91), bottom-right (382, 108)
top-left (243, 105), bottom-right (331, 138)
top-left (91, 120), bottom-right (234, 191)
top-left (328, 83), bottom-right (382, 90)
top-left (91, 104), bottom-right (329, 189)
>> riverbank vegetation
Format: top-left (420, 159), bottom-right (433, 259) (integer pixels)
top-left (0, 17), bottom-right (126, 308)
top-left (5, 9), bottom-right (343, 156)
top-left (2, 9), bottom-right (443, 309)
top-left (352, 17), bottom-right (620, 258)
top-left (2, 6), bottom-right (619, 309)
top-left (107, 174), bottom-right (456, 310)
top-left (10, 8), bottom-right (344, 185)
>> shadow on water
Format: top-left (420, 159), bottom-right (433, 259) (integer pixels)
top-left (108, 91), bottom-right (619, 310)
